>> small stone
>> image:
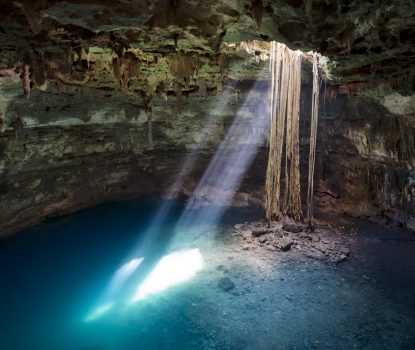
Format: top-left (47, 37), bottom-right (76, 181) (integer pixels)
top-left (241, 229), bottom-right (252, 237)
top-left (311, 234), bottom-right (320, 242)
top-left (242, 244), bottom-right (250, 250)
top-left (337, 254), bottom-right (348, 263)
top-left (234, 223), bottom-right (244, 230)
top-left (282, 223), bottom-right (303, 233)
top-left (274, 228), bottom-right (284, 238)
top-left (252, 228), bottom-right (269, 237)
top-left (259, 235), bottom-right (268, 243)
top-left (280, 238), bottom-right (294, 252)
top-left (217, 277), bottom-right (235, 292)
top-left (339, 247), bottom-right (350, 255)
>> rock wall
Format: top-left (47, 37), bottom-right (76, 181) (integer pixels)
top-left (2, 66), bottom-right (414, 236)
top-left (315, 88), bottom-right (415, 230)
top-left (0, 0), bottom-right (414, 235)
top-left (0, 75), bottom-right (270, 236)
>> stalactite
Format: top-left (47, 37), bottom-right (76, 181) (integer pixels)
top-left (112, 52), bottom-right (140, 91)
top-left (307, 52), bottom-right (320, 227)
top-left (146, 97), bottom-right (154, 149)
top-left (22, 64), bottom-right (31, 98)
top-left (252, 0), bottom-right (263, 29)
top-left (11, 116), bottom-right (24, 139)
top-left (305, 0), bottom-right (313, 19)
top-left (86, 47), bottom-right (90, 69)
top-left (173, 33), bottom-right (179, 48)
top-left (170, 51), bottom-right (199, 108)
top-left (0, 111), bottom-right (5, 134)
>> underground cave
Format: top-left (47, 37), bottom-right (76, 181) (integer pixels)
top-left (0, 1), bottom-right (415, 349)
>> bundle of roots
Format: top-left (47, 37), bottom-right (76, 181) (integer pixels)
top-left (265, 42), bottom-right (319, 226)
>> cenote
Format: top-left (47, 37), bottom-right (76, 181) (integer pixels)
top-left (1, 1), bottom-right (415, 349)
top-left (2, 199), bottom-right (415, 349)
top-left (0, 199), bottom-right (262, 349)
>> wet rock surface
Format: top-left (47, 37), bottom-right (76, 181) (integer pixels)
top-left (234, 217), bottom-right (352, 264)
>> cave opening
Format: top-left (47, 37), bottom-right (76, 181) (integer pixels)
top-left (1, 1), bottom-right (415, 349)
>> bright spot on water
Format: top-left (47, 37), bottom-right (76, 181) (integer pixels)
top-left (131, 248), bottom-right (203, 302)
top-left (84, 257), bottom-right (143, 322)
top-left (84, 302), bottom-right (114, 322)
top-left (107, 257), bottom-right (144, 295)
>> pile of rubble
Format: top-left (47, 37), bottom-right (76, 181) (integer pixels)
top-left (232, 219), bottom-right (351, 264)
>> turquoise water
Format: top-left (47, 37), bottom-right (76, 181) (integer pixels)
top-left (2, 199), bottom-right (415, 349)
top-left (0, 199), bottom-right (260, 350)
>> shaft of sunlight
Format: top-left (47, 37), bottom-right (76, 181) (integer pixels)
top-left (128, 81), bottom-right (239, 254)
top-left (84, 83), bottom-right (237, 320)
top-left (172, 73), bottom-right (270, 238)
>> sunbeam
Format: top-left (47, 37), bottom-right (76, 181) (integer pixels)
top-left (83, 83), bottom-right (238, 319)
top-left (172, 70), bottom-right (270, 239)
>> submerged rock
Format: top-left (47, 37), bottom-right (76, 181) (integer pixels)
top-left (217, 277), bottom-right (235, 292)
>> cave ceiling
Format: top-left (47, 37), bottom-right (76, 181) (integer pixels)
top-left (0, 0), bottom-right (414, 101)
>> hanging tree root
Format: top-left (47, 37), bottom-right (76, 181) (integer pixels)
top-left (265, 42), bottom-right (320, 226)
top-left (306, 52), bottom-right (320, 229)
